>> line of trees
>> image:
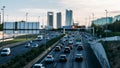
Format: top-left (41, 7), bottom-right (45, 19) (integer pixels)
top-left (0, 24), bottom-right (3, 31)
top-left (91, 20), bottom-right (120, 37)
top-left (107, 20), bottom-right (120, 32)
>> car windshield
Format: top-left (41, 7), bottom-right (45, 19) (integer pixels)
top-left (33, 66), bottom-right (41, 68)
top-left (65, 48), bottom-right (69, 50)
top-left (2, 50), bottom-right (8, 52)
top-left (47, 56), bottom-right (52, 58)
top-left (61, 56), bottom-right (65, 58)
top-left (76, 55), bottom-right (80, 57)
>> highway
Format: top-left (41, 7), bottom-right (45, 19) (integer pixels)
top-left (33, 31), bottom-right (102, 68)
top-left (0, 31), bottom-right (62, 64)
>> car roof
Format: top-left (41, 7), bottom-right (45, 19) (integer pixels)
top-left (65, 47), bottom-right (69, 48)
top-left (75, 54), bottom-right (82, 56)
top-left (34, 63), bottom-right (42, 66)
top-left (47, 55), bottom-right (53, 57)
top-left (56, 46), bottom-right (60, 47)
top-left (60, 54), bottom-right (66, 56)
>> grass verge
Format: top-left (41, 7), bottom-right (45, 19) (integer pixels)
top-left (0, 34), bottom-right (37, 47)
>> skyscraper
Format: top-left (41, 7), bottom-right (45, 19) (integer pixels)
top-left (56, 12), bottom-right (62, 29)
top-left (47, 12), bottom-right (53, 29)
top-left (66, 9), bottom-right (73, 26)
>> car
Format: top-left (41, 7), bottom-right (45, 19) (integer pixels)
top-left (25, 43), bottom-right (31, 48)
top-left (75, 54), bottom-right (83, 62)
top-left (64, 47), bottom-right (70, 53)
top-left (68, 45), bottom-right (73, 50)
top-left (32, 63), bottom-right (44, 68)
top-left (62, 38), bottom-right (66, 42)
top-left (77, 45), bottom-right (83, 50)
top-left (68, 39), bottom-right (73, 44)
top-left (35, 35), bottom-right (43, 41)
top-left (45, 55), bottom-right (54, 63)
top-left (55, 46), bottom-right (61, 51)
top-left (58, 43), bottom-right (63, 48)
top-left (1, 48), bottom-right (11, 56)
top-left (31, 43), bottom-right (39, 47)
top-left (75, 42), bottom-right (82, 46)
top-left (45, 36), bottom-right (50, 40)
top-left (59, 54), bottom-right (67, 62)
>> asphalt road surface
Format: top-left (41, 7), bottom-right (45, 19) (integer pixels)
top-left (34, 31), bottom-right (102, 68)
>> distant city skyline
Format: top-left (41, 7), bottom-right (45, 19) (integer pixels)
top-left (1, 0), bottom-right (120, 27)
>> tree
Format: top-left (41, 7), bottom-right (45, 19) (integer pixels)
top-left (0, 24), bottom-right (3, 31)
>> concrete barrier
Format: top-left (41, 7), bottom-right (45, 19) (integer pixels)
top-left (97, 36), bottom-right (120, 41)
top-left (89, 42), bottom-right (110, 68)
top-left (0, 41), bottom-right (26, 50)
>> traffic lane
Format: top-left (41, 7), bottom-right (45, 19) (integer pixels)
top-left (43, 49), bottom-right (63, 68)
top-left (0, 34), bottom-right (56, 64)
top-left (38, 38), bottom-right (69, 68)
top-left (41, 42), bottom-right (66, 68)
top-left (0, 43), bottom-right (32, 64)
top-left (73, 47), bottom-right (85, 68)
top-left (55, 44), bottom-right (83, 68)
top-left (55, 35), bottom-right (81, 68)
top-left (82, 37), bottom-right (102, 68)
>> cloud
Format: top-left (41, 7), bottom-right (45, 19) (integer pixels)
top-left (59, 0), bottom-right (120, 25)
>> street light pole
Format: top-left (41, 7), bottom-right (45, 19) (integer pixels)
top-left (105, 10), bottom-right (108, 38)
top-left (92, 13), bottom-right (95, 36)
top-left (38, 16), bottom-right (40, 23)
top-left (45, 26), bottom-right (46, 50)
top-left (1, 6), bottom-right (5, 48)
top-left (26, 12), bottom-right (28, 40)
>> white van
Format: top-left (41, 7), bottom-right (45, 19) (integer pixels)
top-left (1, 48), bottom-right (11, 56)
top-left (35, 35), bottom-right (43, 41)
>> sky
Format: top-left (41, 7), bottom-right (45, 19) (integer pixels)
top-left (1, 0), bottom-right (120, 27)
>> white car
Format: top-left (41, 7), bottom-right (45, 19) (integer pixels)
top-left (33, 63), bottom-right (44, 68)
top-left (25, 43), bottom-right (31, 48)
top-left (45, 55), bottom-right (54, 63)
top-left (68, 39), bottom-right (73, 44)
top-left (1, 48), bottom-right (11, 56)
top-left (75, 42), bottom-right (82, 46)
top-left (75, 54), bottom-right (83, 62)
top-left (45, 36), bottom-right (50, 40)
top-left (31, 43), bottom-right (39, 47)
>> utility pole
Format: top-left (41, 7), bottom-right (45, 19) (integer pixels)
top-left (38, 16), bottom-right (40, 34)
top-left (0, 13), bottom-right (1, 24)
top-left (105, 10), bottom-right (108, 38)
top-left (26, 12), bottom-right (28, 40)
top-left (92, 13), bottom-right (95, 36)
top-left (1, 6), bottom-right (5, 48)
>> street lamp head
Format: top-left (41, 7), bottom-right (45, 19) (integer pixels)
top-left (26, 12), bottom-right (28, 15)
top-left (3, 6), bottom-right (5, 8)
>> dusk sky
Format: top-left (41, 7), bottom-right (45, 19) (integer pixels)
top-left (1, 0), bottom-right (120, 27)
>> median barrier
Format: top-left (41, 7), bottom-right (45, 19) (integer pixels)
top-left (0, 41), bottom-right (26, 50)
